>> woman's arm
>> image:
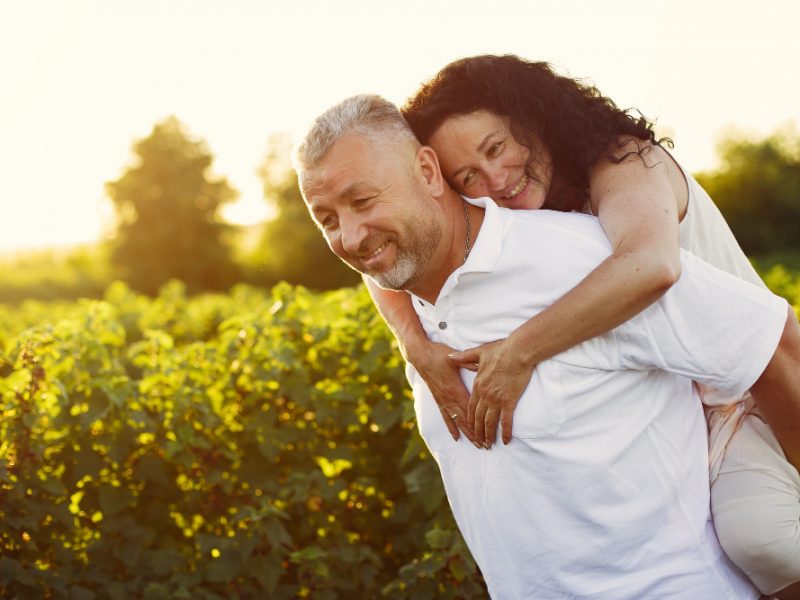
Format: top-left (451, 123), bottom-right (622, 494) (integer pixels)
top-left (364, 276), bottom-right (477, 444)
top-left (750, 308), bottom-right (800, 470)
top-left (455, 140), bottom-right (687, 446)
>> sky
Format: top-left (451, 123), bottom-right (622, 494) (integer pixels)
top-left (1, 0), bottom-right (798, 253)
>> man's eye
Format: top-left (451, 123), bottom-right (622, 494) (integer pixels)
top-left (320, 216), bottom-right (337, 230)
top-left (353, 197), bottom-right (373, 208)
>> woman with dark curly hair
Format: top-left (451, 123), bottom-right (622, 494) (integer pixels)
top-left (365, 55), bottom-right (800, 597)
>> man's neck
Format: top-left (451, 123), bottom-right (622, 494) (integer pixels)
top-left (409, 195), bottom-right (485, 304)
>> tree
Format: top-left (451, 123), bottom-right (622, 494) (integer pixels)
top-left (696, 127), bottom-right (800, 256)
top-left (106, 117), bottom-right (240, 295)
top-left (250, 134), bottom-right (360, 290)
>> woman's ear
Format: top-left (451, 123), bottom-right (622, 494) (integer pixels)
top-left (416, 145), bottom-right (445, 198)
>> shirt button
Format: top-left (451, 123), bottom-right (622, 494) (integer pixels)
top-left (438, 321), bottom-right (447, 330)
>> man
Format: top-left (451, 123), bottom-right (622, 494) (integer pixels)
top-left (293, 94), bottom-right (800, 599)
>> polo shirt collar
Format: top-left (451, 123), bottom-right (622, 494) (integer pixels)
top-left (460, 195), bottom-right (504, 275)
top-left (411, 195), bottom-right (505, 308)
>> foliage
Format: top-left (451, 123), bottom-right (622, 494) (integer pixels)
top-left (106, 117), bottom-right (241, 296)
top-left (696, 126), bottom-right (800, 256)
top-left (0, 281), bottom-right (483, 599)
top-left (0, 244), bottom-right (114, 305)
top-left (247, 134), bottom-right (361, 291)
top-left (3, 259), bottom-right (799, 599)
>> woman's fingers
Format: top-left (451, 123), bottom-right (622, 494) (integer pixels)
top-left (501, 408), bottom-right (514, 445)
top-left (434, 381), bottom-right (478, 445)
top-left (484, 406), bottom-right (501, 446)
top-left (471, 402), bottom-right (513, 448)
top-left (448, 347), bottom-right (480, 366)
top-left (467, 388), bottom-right (480, 435)
top-left (449, 341), bottom-right (499, 369)
top-left (437, 403), bottom-right (461, 441)
top-left (473, 399), bottom-right (489, 445)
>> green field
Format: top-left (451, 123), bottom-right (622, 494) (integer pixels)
top-left (1, 265), bottom-right (799, 599)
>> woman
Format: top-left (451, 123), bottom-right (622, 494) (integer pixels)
top-left (366, 55), bottom-right (800, 598)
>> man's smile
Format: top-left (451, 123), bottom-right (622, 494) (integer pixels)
top-left (359, 240), bottom-right (391, 269)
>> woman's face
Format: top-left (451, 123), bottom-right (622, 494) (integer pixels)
top-left (428, 110), bottom-right (553, 210)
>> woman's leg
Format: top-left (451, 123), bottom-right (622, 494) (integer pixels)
top-left (711, 408), bottom-right (800, 597)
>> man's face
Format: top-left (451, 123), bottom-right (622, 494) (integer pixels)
top-left (302, 131), bottom-right (442, 291)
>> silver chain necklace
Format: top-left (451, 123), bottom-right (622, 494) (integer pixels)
top-left (463, 201), bottom-right (471, 263)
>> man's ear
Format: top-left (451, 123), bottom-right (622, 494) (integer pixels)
top-left (416, 146), bottom-right (445, 198)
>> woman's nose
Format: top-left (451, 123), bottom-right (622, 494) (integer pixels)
top-left (486, 168), bottom-right (509, 193)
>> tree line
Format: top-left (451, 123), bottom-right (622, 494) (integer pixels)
top-left (10, 118), bottom-right (800, 301)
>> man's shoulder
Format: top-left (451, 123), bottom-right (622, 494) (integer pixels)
top-left (502, 208), bottom-right (612, 253)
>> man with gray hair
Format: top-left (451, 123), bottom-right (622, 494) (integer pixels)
top-left (294, 94), bottom-right (800, 599)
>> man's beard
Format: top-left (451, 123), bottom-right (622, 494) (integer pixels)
top-left (366, 217), bottom-right (441, 292)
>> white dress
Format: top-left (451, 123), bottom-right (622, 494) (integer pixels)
top-left (647, 163), bottom-right (799, 594)
top-left (677, 169), bottom-right (766, 481)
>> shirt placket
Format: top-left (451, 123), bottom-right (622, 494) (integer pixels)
top-left (431, 293), bottom-right (470, 349)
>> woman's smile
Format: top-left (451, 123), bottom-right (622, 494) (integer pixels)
top-left (429, 110), bottom-right (553, 210)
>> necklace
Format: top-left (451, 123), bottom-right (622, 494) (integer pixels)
top-left (463, 201), bottom-right (471, 263)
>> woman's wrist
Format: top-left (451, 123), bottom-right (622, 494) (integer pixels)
top-left (506, 326), bottom-right (543, 369)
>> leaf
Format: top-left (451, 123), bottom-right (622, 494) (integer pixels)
top-left (289, 545), bottom-right (326, 563)
top-left (142, 583), bottom-right (169, 600)
top-left (370, 398), bottom-right (401, 431)
top-left (82, 388), bottom-right (112, 424)
top-left (69, 585), bottom-right (97, 600)
top-left (98, 486), bottom-right (130, 516)
top-left (425, 528), bottom-right (452, 550)
top-left (106, 583), bottom-right (128, 600)
top-left (250, 554), bottom-right (282, 594)
top-left (264, 516), bottom-right (292, 549)
top-left (206, 549), bottom-right (243, 583)
top-left (404, 462), bottom-right (445, 515)
top-left (0, 556), bottom-right (21, 582)
top-left (115, 542), bottom-right (142, 568)
top-left (135, 454), bottom-right (169, 487)
top-left (0, 369), bottom-right (31, 396)
top-left (37, 476), bottom-right (67, 497)
top-left (147, 548), bottom-right (182, 577)
top-left (73, 445), bottom-right (106, 480)
top-left (449, 557), bottom-right (467, 582)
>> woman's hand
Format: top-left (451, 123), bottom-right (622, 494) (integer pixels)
top-left (449, 337), bottom-right (536, 447)
top-left (407, 340), bottom-right (478, 445)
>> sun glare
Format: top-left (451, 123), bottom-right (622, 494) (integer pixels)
top-left (1, 0), bottom-right (798, 253)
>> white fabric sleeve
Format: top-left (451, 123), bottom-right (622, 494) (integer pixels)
top-left (615, 249), bottom-right (788, 397)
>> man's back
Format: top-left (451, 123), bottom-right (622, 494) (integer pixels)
top-left (407, 199), bottom-right (785, 598)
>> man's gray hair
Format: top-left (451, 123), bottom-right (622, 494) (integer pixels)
top-left (292, 94), bottom-right (419, 185)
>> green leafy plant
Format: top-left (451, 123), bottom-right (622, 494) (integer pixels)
top-left (0, 281), bottom-right (484, 599)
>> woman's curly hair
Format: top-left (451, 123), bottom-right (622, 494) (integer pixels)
top-left (402, 54), bottom-right (671, 211)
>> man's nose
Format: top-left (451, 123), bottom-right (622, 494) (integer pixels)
top-left (340, 215), bottom-right (368, 256)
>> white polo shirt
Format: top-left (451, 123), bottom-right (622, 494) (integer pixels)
top-left (406, 198), bottom-right (787, 599)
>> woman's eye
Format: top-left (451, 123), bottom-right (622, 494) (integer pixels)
top-left (488, 140), bottom-right (504, 157)
top-left (463, 171), bottom-right (476, 187)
